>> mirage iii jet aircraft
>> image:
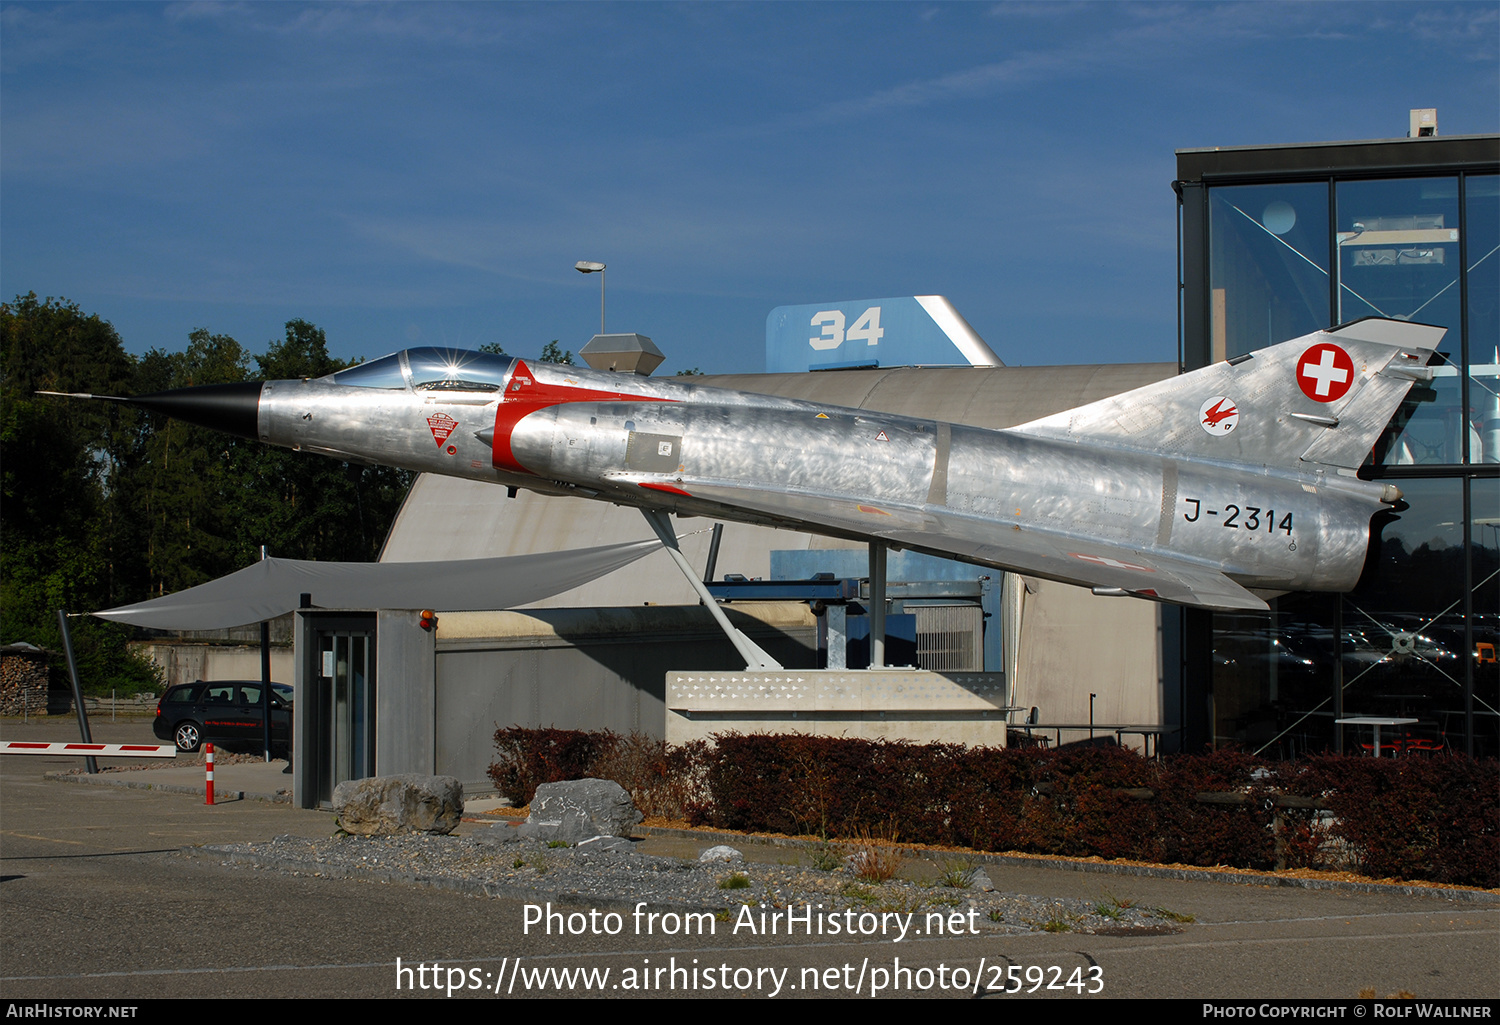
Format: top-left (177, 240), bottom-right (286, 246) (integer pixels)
top-left (47, 317), bottom-right (1443, 612)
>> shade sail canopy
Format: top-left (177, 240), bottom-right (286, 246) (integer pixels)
top-left (92, 540), bottom-right (663, 631)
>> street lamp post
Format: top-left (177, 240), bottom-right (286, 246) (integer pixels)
top-left (575, 261), bottom-right (606, 334)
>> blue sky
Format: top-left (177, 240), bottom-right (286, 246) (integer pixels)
top-left (2, 1), bottom-right (1496, 373)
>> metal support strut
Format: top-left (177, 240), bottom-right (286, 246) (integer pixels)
top-left (868, 542), bottom-right (887, 669)
top-left (640, 509), bottom-right (783, 670)
top-left (56, 610), bottom-right (98, 774)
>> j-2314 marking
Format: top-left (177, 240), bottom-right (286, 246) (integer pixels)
top-left (1182, 498), bottom-right (1294, 535)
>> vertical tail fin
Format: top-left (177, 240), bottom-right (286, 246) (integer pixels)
top-left (1010, 318), bottom-right (1444, 471)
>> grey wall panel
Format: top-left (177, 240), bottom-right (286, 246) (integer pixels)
top-left (375, 609), bottom-right (435, 775)
top-left (430, 605), bottom-right (817, 790)
top-left (1011, 579), bottom-right (1163, 749)
top-left (435, 648), bottom-right (530, 784)
top-left (131, 641), bottom-right (295, 692)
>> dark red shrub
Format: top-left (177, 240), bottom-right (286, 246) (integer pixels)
top-left (487, 726), bottom-right (618, 806)
top-left (1154, 750), bottom-right (1278, 869)
top-left (1291, 754), bottom-right (1498, 888)
top-left (1025, 745), bottom-right (1160, 860)
top-left (488, 725), bottom-right (1497, 888)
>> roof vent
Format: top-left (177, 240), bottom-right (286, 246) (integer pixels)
top-left (579, 333), bottom-right (665, 376)
top-left (1409, 108), bottom-right (1438, 138)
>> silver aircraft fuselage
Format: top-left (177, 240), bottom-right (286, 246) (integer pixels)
top-left (186, 316), bottom-right (1441, 612)
top-left (47, 318), bottom-right (1437, 611)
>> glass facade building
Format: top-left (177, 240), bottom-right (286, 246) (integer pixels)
top-left (1176, 134), bottom-right (1499, 758)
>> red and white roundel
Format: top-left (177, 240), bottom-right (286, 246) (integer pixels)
top-left (1296, 343), bottom-right (1354, 403)
top-left (1198, 395), bottom-right (1239, 436)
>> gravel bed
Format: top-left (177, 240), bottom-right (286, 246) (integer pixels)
top-left (199, 830), bottom-right (1183, 935)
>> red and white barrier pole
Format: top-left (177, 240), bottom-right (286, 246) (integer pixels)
top-left (0, 742), bottom-right (175, 758)
top-left (205, 743), bottom-right (215, 806)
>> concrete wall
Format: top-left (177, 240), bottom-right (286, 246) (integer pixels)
top-left (1010, 578), bottom-right (1164, 751)
top-left (131, 641), bottom-right (294, 691)
top-left (665, 669), bottom-right (1009, 747)
top-left (375, 609), bottom-right (436, 779)
top-left (411, 603), bottom-right (818, 791)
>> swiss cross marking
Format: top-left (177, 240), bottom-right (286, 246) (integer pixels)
top-left (1296, 344), bottom-right (1354, 402)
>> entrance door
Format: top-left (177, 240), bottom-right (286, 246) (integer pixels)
top-left (313, 627), bottom-right (376, 806)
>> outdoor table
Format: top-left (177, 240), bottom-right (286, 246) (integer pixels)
top-left (1335, 716), bottom-right (1418, 757)
top-left (1113, 725), bottom-right (1182, 759)
top-left (1023, 723), bottom-right (1178, 757)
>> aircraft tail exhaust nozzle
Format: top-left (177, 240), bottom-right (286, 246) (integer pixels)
top-left (127, 382), bottom-right (264, 440)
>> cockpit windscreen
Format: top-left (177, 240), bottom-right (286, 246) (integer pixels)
top-left (326, 348), bottom-right (516, 391)
top-left (326, 352), bottom-right (406, 389)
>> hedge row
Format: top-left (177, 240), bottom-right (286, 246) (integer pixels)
top-left (488, 727), bottom-right (1499, 889)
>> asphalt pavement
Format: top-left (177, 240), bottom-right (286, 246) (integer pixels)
top-left (2, 717), bottom-right (1497, 1002)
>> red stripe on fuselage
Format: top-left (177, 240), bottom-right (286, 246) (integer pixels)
top-left (489, 360), bottom-right (679, 473)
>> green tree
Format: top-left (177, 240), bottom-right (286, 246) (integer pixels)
top-left (0, 294), bottom-right (159, 692)
top-left (3, 304), bottom-right (415, 692)
top-left (539, 340), bottom-right (574, 365)
top-left (256, 318), bottom-right (341, 380)
top-left (129, 329), bottom-right (251, 595)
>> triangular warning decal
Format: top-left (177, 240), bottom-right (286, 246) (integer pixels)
top-left (426, 412), bottom-right (458, 446)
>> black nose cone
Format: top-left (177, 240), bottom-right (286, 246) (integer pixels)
top-left (129, 382), bottom-right (264, 439)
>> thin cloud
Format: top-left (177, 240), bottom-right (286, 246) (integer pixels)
top-left (162, 2), bottom-right (256, 24)
top-left (769, 4), bottom-right (1265, 130)
top-left (794, 2), bottom-right (1454, 131)
top-left (986, 1), bottom-right (1097, 19)
top-left (160, 1), bottom-right (535, 48)
top-left (1407, 4), bottom-right (1500, 58)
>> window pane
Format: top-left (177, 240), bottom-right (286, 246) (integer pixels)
top-left (1209, 183), bottom-right (1331, 361)
top-left (1340, 478), bottom-right (1466, 755)
top-left (1211, 593), bottom-right (1339, 758)
top-left (1467, 175), bottom-right (1499, 465)
top-left (1473, 476), bottom-right (1500, 757)
top-left (1338, 178), bottom-right (1464, 465)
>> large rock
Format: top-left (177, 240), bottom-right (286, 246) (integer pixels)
top-left (517, 778), bottom-right (642, 843)
top-left (333, 774), bottom-right (464, 836)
